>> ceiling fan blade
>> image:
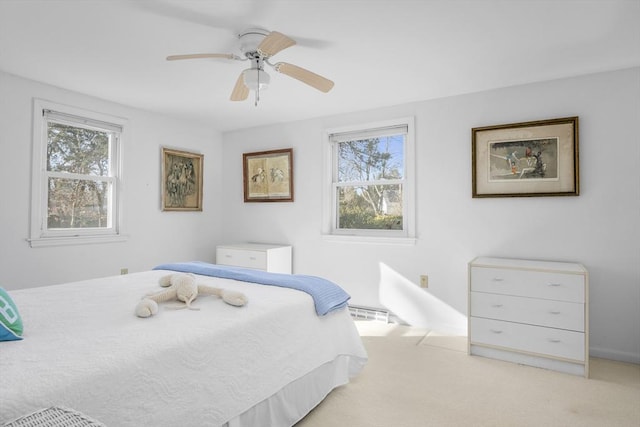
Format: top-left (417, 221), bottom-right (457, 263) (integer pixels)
top-left (166, 53), bottom-right (237, 61)
top-left (230, 72), bottom-right (249, 101)
top-left (274, 62), bottom-right (334, 93)
top-left (257, 31), bottom-right (296, 57)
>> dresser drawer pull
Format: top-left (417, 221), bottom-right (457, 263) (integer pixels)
top-left (548, 310), bottom-right (561, 315)
top-left (489, 329), bottom-right (503, 334)
top-left (224, 254), bottom-right (232, 258)
top-left (249, 256), bottom-right (257, 260)
top-left (492, 278), bottom-right (504, 282)
top-left (548, 282), bottom-right (562, 287)
top-left (548, 338), bottom-right (562, 343)
top-left (491, 304), bottom-right (503, 308)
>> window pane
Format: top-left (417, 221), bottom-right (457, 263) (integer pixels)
top-left (337, 184), bottom-right (403, 230)
top-left (48, 177), bottom-right (109, 228)
top-left (47, 122), bottom-right (110, 176)
top-left (337, 135), bottom-right (404, 183)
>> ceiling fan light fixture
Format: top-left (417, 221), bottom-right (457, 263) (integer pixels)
top-left (243, 68), bottom-right (270, 92)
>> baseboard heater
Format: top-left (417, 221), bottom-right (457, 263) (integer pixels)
top-left (348, 305), bottom-right (390, 323)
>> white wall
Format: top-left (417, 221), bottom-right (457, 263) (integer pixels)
top-left (1, 67), bottom-right (638, 364)
top-left (221, 68), bottom-right (640, 363)
top-left (0, 71), bottom-right (224, 288)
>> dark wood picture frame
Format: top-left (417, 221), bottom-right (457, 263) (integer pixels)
top-left (161, 147), bottom-right (204, 211)
top-left (243, 148), bottom-right (294, 202)
top-left (472, 117), bottom-right (579, 198)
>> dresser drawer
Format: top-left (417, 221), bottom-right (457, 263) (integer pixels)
top-left (470, 317), bottom-right (585, 361)
top-left (216, 248), bottom-right (267, 270)
top-left (470, 267), bottom-right (585, 303)
top-left (470, 292), bottom-right (584, 331)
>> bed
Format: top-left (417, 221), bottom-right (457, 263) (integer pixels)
top-left (0, 262), bottom-right (368, 426)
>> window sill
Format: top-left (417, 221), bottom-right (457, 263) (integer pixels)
top-left (28, 234), bottom-right (129, 248)
top-left (321, 234), bottom-right (417, 245)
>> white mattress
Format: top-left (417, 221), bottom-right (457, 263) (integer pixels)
top-left (0, 270), bottom-right (367, 426)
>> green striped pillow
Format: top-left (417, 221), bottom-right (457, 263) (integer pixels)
top-left (0, 287), bottom-right (23, 341)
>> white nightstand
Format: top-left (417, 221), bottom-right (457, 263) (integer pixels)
top-left (468, 256), bottom-right (589, 377)
top-left (216, 243), bottom-right (292, 274)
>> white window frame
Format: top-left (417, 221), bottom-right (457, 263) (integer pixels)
top-left (29, 99), bottom-right (127, 247)
top-left (322, 117), bottom-right (416, 244)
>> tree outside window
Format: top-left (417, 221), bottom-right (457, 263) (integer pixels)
top-left (46, 123), bottom-right (112, 229)
top-left (335, 134), bottom-right (405, 231)
top-left (30, 99), bottom-right (125, 247)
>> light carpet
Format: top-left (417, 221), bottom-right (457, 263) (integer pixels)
top-left (296, 321), bottom-right (640, 427)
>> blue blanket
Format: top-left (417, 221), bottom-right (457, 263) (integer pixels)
top-left (152, 262), bottom-right (350, 316)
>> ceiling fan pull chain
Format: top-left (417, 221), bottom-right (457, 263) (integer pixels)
top-left (255, 58), bottom-right (261, 106)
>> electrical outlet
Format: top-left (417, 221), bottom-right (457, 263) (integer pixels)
top-left (420, 275), bottom-right (428, 288)
top-left (120, 268), bottom-right (128, 275)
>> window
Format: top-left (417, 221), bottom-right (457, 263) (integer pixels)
top-left (29, 99), bottom-right (126, 247)
top-left (323, 117), bottom-right (415, 243)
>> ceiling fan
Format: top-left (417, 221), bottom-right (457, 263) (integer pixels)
top-left (167, 28), bottom-right (334, 105)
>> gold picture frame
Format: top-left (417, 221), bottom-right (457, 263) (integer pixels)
top-left (472, 117), bottom-right (579, 198)
top-left (243, 148), bottom-right (294, 202)
top-left (161, 147), bottom-right (203, 211)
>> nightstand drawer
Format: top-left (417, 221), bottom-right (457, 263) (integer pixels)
top-left (470, 267), bottom-right (585, 303)
top-left (216, 248), bottom-right (267, 270)
top-left (216, 243), bottom-right (292, 273)
top-left (470, 291), bottom-right (585, 331)
top-left (470, 317), bottom-right (585, 361)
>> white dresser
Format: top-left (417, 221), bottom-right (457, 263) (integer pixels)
top-left (216, 243), bottom-right (292, 274)
top-left (468, 257), bottom-right (589, 377)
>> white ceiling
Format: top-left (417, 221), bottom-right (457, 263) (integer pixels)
top-left (1, 0), bottom-right (638, 132)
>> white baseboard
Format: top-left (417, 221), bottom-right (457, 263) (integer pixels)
top-left (590, 346), bottom-right (640, 364)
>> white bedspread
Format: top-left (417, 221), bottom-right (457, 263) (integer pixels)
top-left (0, 270), bottom-right (367, 426)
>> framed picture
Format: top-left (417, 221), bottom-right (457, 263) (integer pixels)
top-left (472, 117), bottom-right (579, 198)
top-left (243, 148), bottom-right (294, 202)
top-left (161, 147), bottom-right (203, 211)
